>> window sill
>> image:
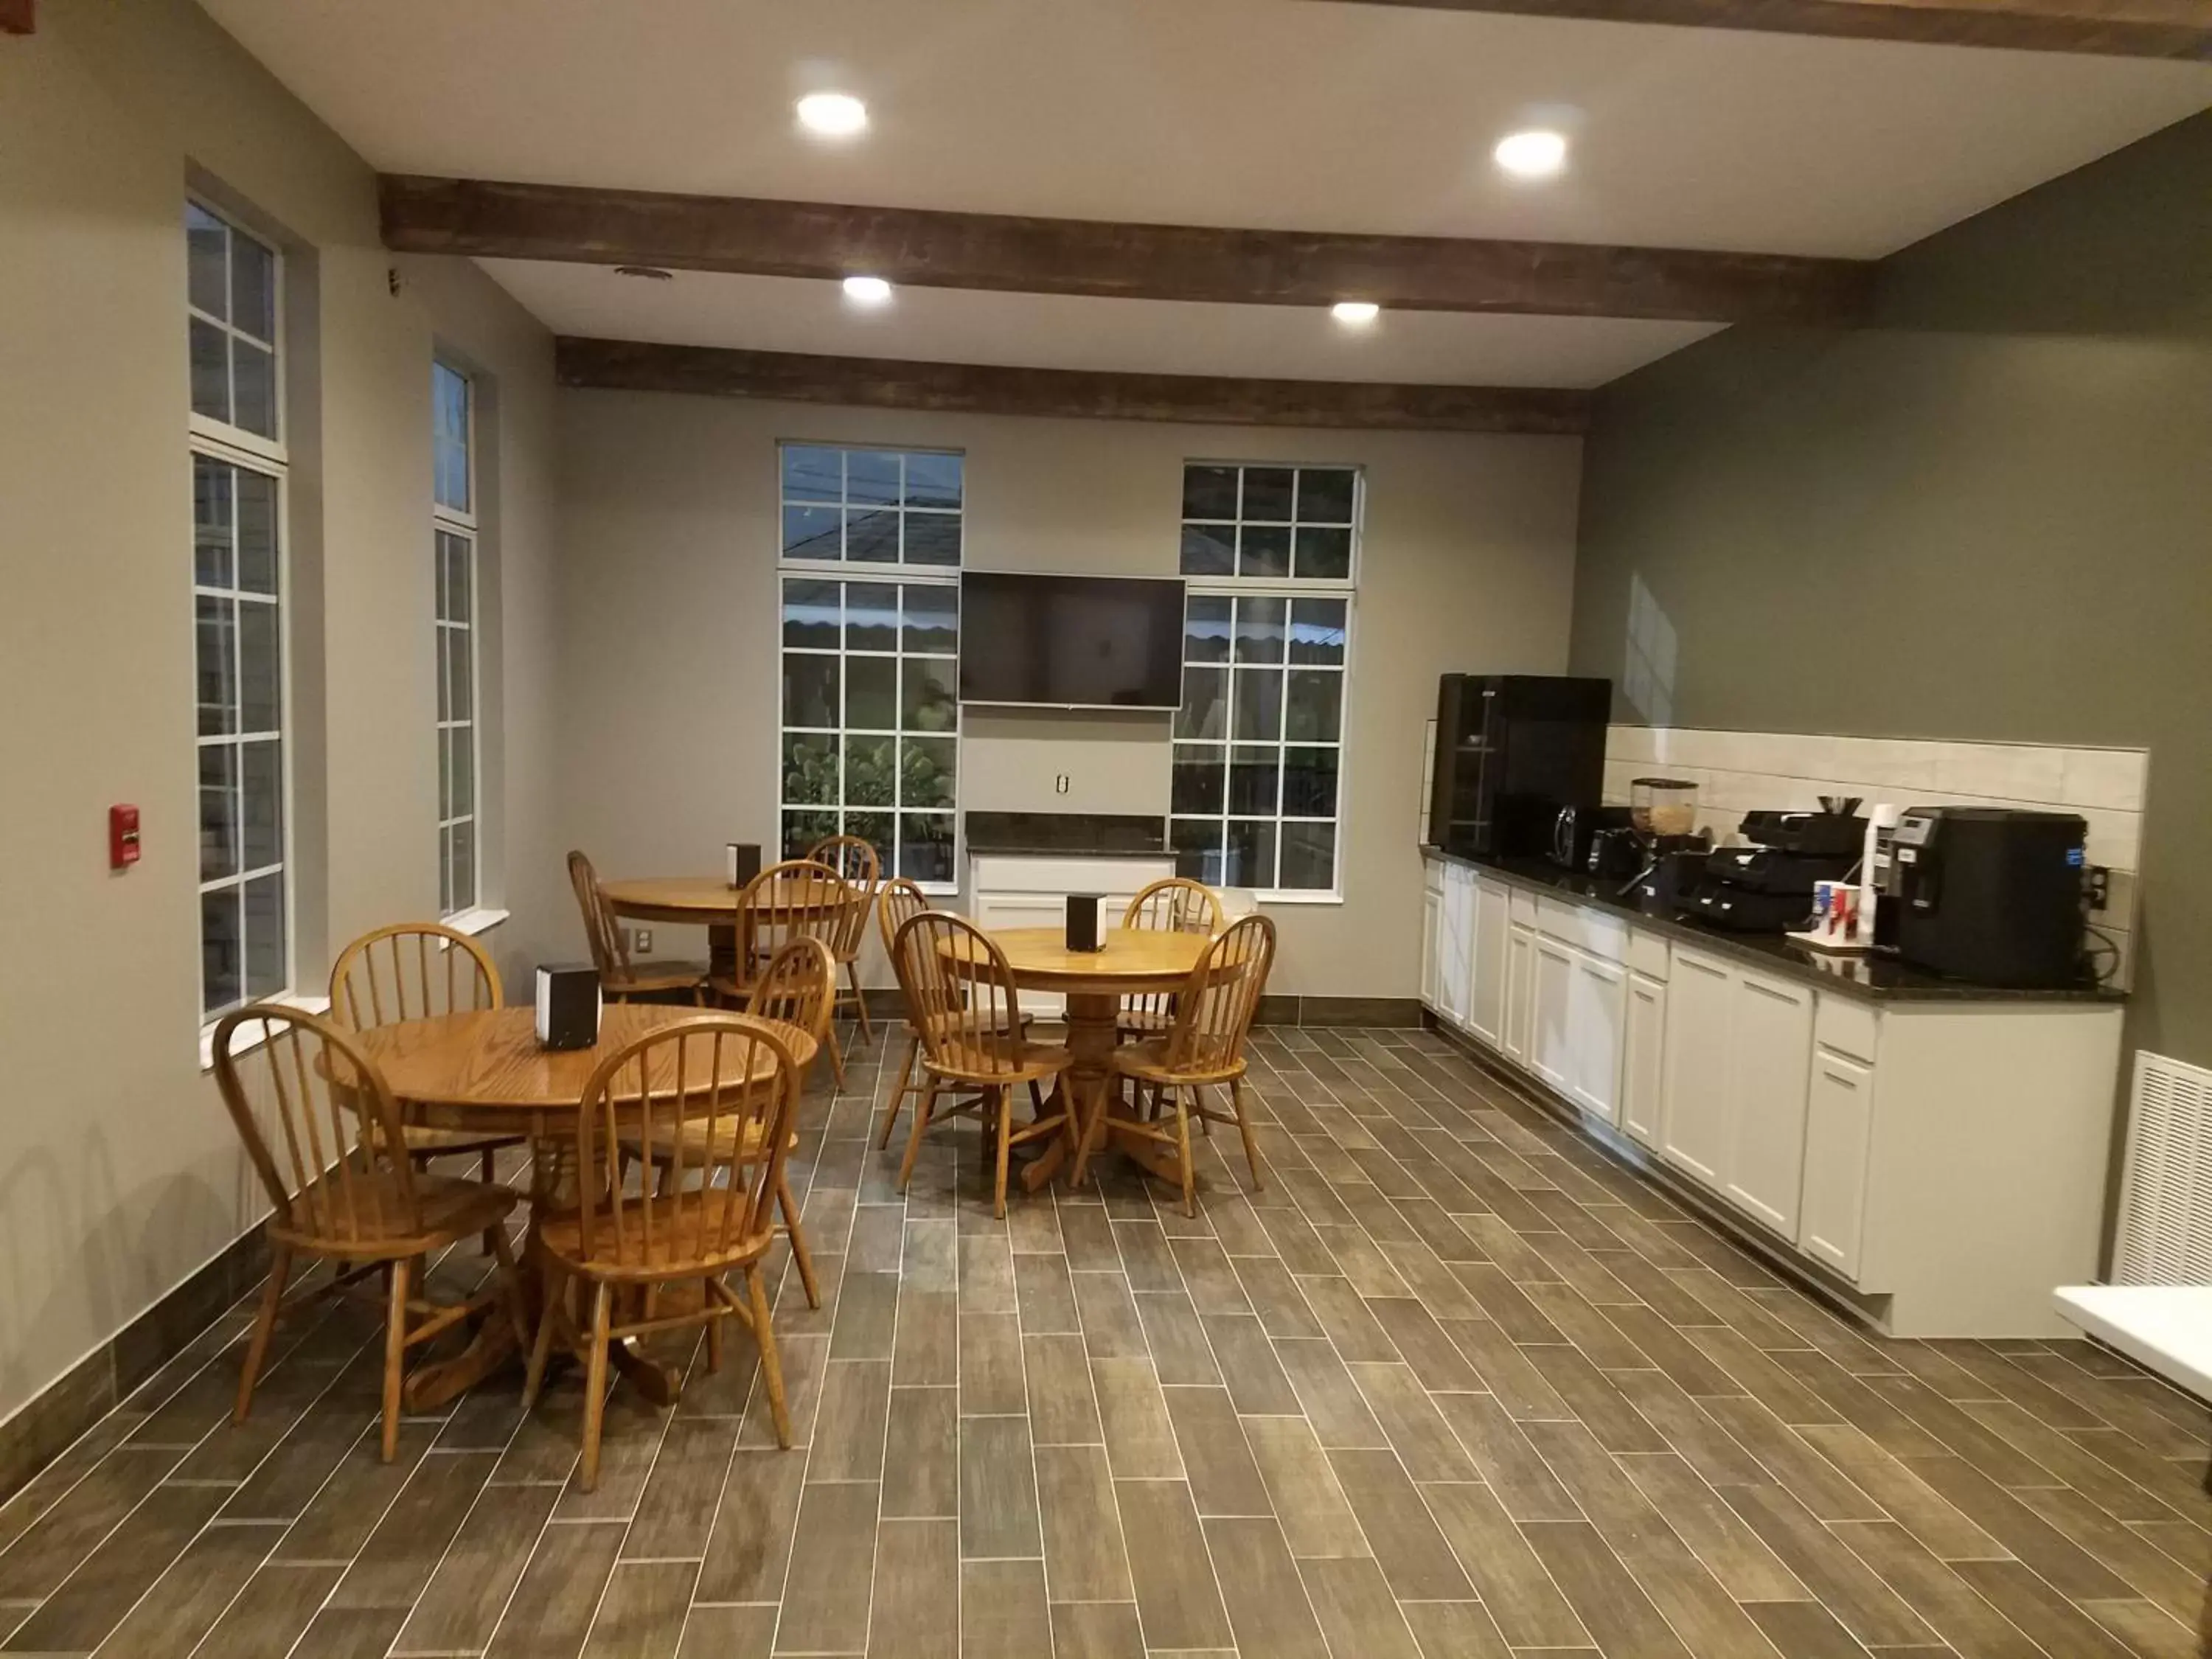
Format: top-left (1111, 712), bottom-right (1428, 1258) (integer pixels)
top-left (199, 992), bottom-right (333, 1073)
top-left (441, 906), bottom-right (511, 938)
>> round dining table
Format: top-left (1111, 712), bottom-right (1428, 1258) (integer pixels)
top-left (981, 926), bottom-right (1208, 1196)
top-left (600, 874), bottom-right (854, 984)
top-left (354, 1004), bottom-right (818, 1411)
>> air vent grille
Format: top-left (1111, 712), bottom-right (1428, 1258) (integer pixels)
top-left (2112, 1049), bottom-right (2212, 1286)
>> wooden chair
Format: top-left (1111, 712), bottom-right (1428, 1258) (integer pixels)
top-left (711, 859), bottom-right (859, 1090)
top-left (212, 1004), bottom-right (527, 1461)
top-left (804, 832), bottom-right (883, 1047)
top-left (1118, 877), bottom-right (1225, 1040)
top-left (1073, 914), bottom-right (1276, 1217)
top-left (872, 877), bottom-right (933, 1151)
top-left (890, 911), bottom-right (1078, 1219)
top-left (329, 925), bottom-right (525, 1249)
top-left (620, 937), bottom-right (835, 1311)
top-left (567, 849), bottom-right (709, 1003)
top-left (524, 1015), bottom-right (801, 1487)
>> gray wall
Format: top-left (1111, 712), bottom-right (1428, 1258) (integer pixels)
top-left (554, 391), bottom-right (1584, 998)
top-left (0, 0), bottom-right (562, 1426)
top-left (1569, 111), bottom-right (2212, 1069)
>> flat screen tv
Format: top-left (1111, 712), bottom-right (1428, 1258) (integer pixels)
top-left (958, 571), bottom-right (1186, 710)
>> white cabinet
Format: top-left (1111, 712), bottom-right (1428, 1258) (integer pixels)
top-left (1801, 1046), bottom-right (1875, 1279)
top-left (1722, 970), bottom-right (1814, 1237)
top-left (1420, 881), bottom-right (1442, 1012)
top-left (1468, 877), bottom-right (1509, 1048)
top-left (1659, 947), bottom-right (1733, 1189)
top-left (1502, 922), bottom-right (1535, 1064)
top-left (1530, 934), bottom-right (1576, 1095)
top-left (968, 852), bottom-right (1174, 1017)
top-left (1621, 970), bottom-right (1666, 1147)
top-left (1568, 951), bottom-right (1627, 1124)
top-left (1439, 862), bottom-right (1476, 1029)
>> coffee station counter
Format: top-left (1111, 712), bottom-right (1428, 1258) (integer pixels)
top-left (1425, 846), bottom-right (2124, 1006)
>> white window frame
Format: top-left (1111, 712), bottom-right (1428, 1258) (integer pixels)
top-left (189, 197), bottom-right (295, 1031)
top-left (775, 442), bottom-right (964, 893)
top-left (433, 360), bottom-right (482, 921)
top-left (1172, 460), bottom-right (1360, 903)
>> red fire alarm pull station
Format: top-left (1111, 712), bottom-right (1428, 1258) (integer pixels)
top-left (110, 804), bottom-right (141, 869)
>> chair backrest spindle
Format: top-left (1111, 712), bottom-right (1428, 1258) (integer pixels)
top-left (891, 910), bottom-right (1028, 1080)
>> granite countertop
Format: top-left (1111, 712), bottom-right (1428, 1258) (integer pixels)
top-left (965, 811), bottom-right (1169, 858)
top-left (1425, 846), bottom-right (2126, 1006)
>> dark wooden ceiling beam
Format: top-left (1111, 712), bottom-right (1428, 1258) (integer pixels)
top-left (1324, 0), bottom-right (2212, 60)
top-left (1, 0), bottom-right (35, 36)
top-left (382, 175), bottom-right (1870, 327)
top-left (554, 337), bottom-right (1591, 435)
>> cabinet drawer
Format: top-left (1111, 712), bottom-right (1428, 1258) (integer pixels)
top-left (1627, 928), bottom-right (1670, 981)
top-left (1814, 994), bottom-right (1880, 1065)
top-left (1538, 897), bottom-right (1627, 964)
top-left (1509, 887), bottom-right (1539, 928)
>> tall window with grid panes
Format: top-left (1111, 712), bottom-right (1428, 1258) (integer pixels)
top-left (777, 445), bottom-right (963, 886)
top-left (1171, 462), bottom-right (1356, 894)
top-left (189, 201), bottom-right (290, 1019)
top-left (433, 361), bottom-right (479, 917)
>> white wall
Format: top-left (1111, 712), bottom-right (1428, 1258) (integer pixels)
top-left (554, 390), bottom-right (1583, 998)
top-left (0, 0), bottom-right (560, 1428)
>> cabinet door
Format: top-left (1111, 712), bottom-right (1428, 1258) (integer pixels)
top-left (1468, 878), bottom-right (1510, 1048)
top-left (1531, 936), bottom-right (1576, 1093)
top-left (1801, 1047), bottom-right (1875, 1280)
top-left (1569, 951), bottom-right (1627, 1124)
top-left (1660, 948), bottom-right (1733, 1189)
top-left (1724, 970), bottom-right (1815, 1239)
top-left (1421, 886), bottom-right (1442, 1012)
top-left (1621, 971), bottom-right (1666, 1148)
top-left (1502, 924), bottom-right (1535, 1064)
top-left (1439, 866), bottom-right (1476, 1027)
top-left (969, 894), bottom-right (1068, 1015)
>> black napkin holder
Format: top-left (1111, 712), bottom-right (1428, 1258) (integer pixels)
top-left (726, 841), bottom-right (762, 888)
top-left (535, 963), bottom-right (602, 1051)
top-left (1065, 894), bottom-right (1104, 953)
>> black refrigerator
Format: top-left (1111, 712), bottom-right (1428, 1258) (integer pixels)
top-left (1426, 674), bottom-right (1612, 860)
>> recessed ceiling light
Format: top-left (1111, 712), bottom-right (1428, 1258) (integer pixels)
top-left (1331, 301), bottom-right (1380, 327)
top-left (614, 265), bottom-right (674, 281)
top-left (796, 91), bottom-right (869, 137)
top-left (1493, 128), bottom-right (1568, 181)
top-left (843, 275), bottom-right (893, 305)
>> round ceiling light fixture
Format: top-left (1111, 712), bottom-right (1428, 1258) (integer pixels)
top-left (796, 91), bottom-right (869, 137)
top-left (1331, 301), bottom-right (1381, 327)
top-left (843, 274), bottom-right (894, 305)
top-left (1493, 128), bottom-right (1569, 181)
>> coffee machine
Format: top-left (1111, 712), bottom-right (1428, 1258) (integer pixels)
top-left (1886, 807), bottom-right (2088, 987)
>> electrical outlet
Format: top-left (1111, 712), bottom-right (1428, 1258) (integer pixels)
top-left (633, 928), bottom-right (654, 953)
top-left (1055, 773), bottom-right (1071, 795)
top-left (2086, 867), bottom-right (2111, 912)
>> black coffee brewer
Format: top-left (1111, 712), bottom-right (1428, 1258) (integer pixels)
top-left (1615, 776), bottom-right (1711, 911)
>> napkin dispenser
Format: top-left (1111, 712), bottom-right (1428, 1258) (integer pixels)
top-left (725, 841), bottom-right (762, 888)
top-left (535, 964), bottom-right (602, 1051)
top-left (1065, 894), bottom-right (1104, 953)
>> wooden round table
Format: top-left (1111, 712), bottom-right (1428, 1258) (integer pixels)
top-left (985, 926), bottom-right (1208, 1194)
top-left (354, 1005), bottom-right (818, 1411)
top-left (601, 874), bottom-right (853, 981)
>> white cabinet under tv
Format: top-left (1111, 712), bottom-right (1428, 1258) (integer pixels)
top-left (967, 851), bottom-right (1175, 1017)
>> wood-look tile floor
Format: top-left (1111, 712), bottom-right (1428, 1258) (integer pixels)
top-left (3, 1026), bottom-right (2209, 1658)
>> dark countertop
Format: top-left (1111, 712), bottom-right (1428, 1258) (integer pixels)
top-left (966, 811), bottom-right (1170, 858)
top-left (1425, 845), bottom-right (2125, 1006)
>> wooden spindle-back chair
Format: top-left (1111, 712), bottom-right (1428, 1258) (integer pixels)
top-left (872, 877), bottom-right (933, 1150)
top-left (524, 1016), bottom-right (801, 1486)
top-left (566, 849), bottom-right (709, 1003)
top-left (212, 1004), bottom-right (526, 1461)
top-left (1118, 877), bottom-right (1225, 1040)
top-left (328, 924), bottom-right (524, 1230)
top-left (804, 832), bottom-right (883, 1046)
top-left (1073, 913), bottom-right (1276, 1216)
top-left (714, 859), bottom-right (859, 1088)
top-left (889, 911), bottom-right (1077, 1218)
top-left (621, 938), bottom-right (837, 1311)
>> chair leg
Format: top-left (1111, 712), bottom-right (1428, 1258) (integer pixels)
top-left (1070, 1074), bottom-right (1112, 1189)
top-left (522, 1266), bottom-right (563, 1411)
top-left (1228, 1077), bottom-right (1263, 1194)
top-left (481, 1146), bottom-right (499, 1254)
top-left (876, 1034), bottom-right (919, 1150)
top-left (897, 1079), bottom-right (942, 1192)
top-left (846, 959), bottom-right (874, 1046)
top-left (488, 1228), bottom-right (532, 1349)
top-left (746, 1264), bottom-right (793, 1450)
top-left (580, 1280), bottom-right (613, 1492)
top-left (778, 1170), bottom-right (822, 1310)
top-left (1027, 1077), bottom-right (1046, 1119)
top-left (1173, 1087), bottom-right (1197, 1219)
top-left (705, 1284), bottom-right (723, 1374)
top-left (234, 1242), bottom-right (290, 1425)
top-left (380, 1255), bottom-right (411, 1463)
top-left (992, 1087), bottom-right (1013, 1221)
top-left (825, 1023), bottom-right (849, 1093)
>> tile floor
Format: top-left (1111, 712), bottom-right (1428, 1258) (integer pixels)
top-left (0, 1026), bottom-right (2208, 1658)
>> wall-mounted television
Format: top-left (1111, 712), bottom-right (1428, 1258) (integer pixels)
top-left (958, 571), bottom-right (1186, 711)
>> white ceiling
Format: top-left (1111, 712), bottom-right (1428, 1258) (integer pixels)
top-left (484, 262), bottom-right (1722, 387)
top-left (203, 0), bottom-right (2212, 386)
